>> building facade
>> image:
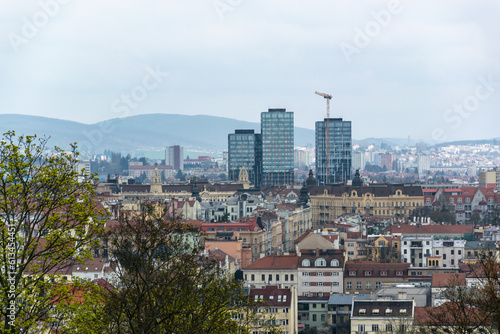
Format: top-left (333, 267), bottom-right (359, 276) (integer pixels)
top-left (308, 184), bottom-right (424, 226)
top-left (166, 145), bottom-right (184, 171)
top-left (315, 118), bottom-right (352, 185)
top-left (228, 129), bottom-right (262, 187)
top-left (261, 108), bottom-right (294, 186)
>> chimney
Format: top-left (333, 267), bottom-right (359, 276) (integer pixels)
top-left (316, 248), bottom-right (319, 256)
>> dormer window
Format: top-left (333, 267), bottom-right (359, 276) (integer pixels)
top-left (365, 271), bottom-right (372, 276)
top-left (373, 309), bottom-right (379, 315)
top-left (302, 259), bottom-right (311, 267)
top-left (396, 271), bottom-right (403, 276)
top-left (386, 308), bottom-right (393, 314)
top-left (400, 309), bottom-right (407, 314)
top-left (331, 259), bottom-right (339, 267)
top-left (380, 271), bottom-right (387, 276)
top-left (315, 258), bottom-right (326, 267)
top-left (349, 270), bottom-right (356, 276)
top-left (359, 309), bottom-right (366, 315)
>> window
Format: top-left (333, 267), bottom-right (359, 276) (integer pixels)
top-left (348, 243), bottom-right (355, 247)
top-left (372, 324), bottom-right (379, 331)
top-left (291, 274), bottom-right (294, 281)
top-left (321, 314), bottom-right (325, 322)
top-left (436, 250), bottom-right (440, 255)
top-left (302, 282), bottom-right (310, 286)
top-left (380, 271), bottom-right (387, 276)
top-left (285, 274), bottom-right (288, 281)
top-left (451, 250), bottom-right (454, 255)
top-left (347, 251), bottom-right (354, 256)
top-left (331, 259), bottom-right (339, 267)
top-left (366, 282), bottom-right (372, 289)
top-left (302, 259), bottom-right (311, 267)
top-left (347, 282), bottom-right (352, 289)
top-left (365, 271), bottom-right (372, 276)
top-left (356, 282), bottom-right (362, 289)
top-left (312, 314), bottom-right (317, 322)
top-left (262, 274), bottom-right (265, 281)
top-left (303, 272), bottom-right (310, 276)
top-left (386, 324), bottom-right (392, 331)
top-left (318, 272), bottom-right (324, 276)
top-left (332, 272), bottom-right (339, 276)
top-left (269, 274), bottom-right (272, 281)
top-left (315, 258), bottom-right (326, 267)
top-left (376, 281), bottom-right (381, 289)
top-left (349, 270), bottom-right (356, 276)
top-left (318, 282), bottom-right (324, 286)
top-left (276, 274), bottom-right (280, 281)
top-left (332, 282), bottom-right (339, 286)
top-left (251, 274), bottom-right (255, 281)
top-left (458, 250), bottom-right (462, 255)
top-left (443, 254), bottom-right (447, 260)
top-left (396, 271), bottom-right (403, 276)
top-left (358, 325), bottom-right (365, 332)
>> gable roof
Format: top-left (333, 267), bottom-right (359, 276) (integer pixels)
top-left (243, 255), bottom-right (299, 270)
top-left (431, 273), bottom-right (466, 287)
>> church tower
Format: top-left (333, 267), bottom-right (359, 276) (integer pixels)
top-left (150, 167), bottom-right (163, 194)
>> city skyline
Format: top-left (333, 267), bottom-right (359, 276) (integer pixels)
top-left (1, 1), bottom-right (499, 143)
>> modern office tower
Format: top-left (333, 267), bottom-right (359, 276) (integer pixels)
top-left (166, 145), bottom-right (184, 171)
top-left (381, 153), bottom-right (394, 171)
top-left (228, 130), bottom-right (262, 186)
top-left (315, 118), bottom-right (351, 185)
top-left (352, 151), bottom-right (366, 170)
top-left (261, 108), bottom-right (294, 186)
top-left (417, 154), bottom-right (430, 178)
top-left (294, 149), bottom-right (311, 171)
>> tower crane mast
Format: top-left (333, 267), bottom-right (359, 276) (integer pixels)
top-left (315, 91), bottom-right (333, 184)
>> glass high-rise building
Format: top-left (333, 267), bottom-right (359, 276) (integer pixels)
top-left (228, 129), bottom-right (262, 186)
top-left (315, 118), bottom-right (351, 184)
top-left (261, 108), bottom-right (294, 186)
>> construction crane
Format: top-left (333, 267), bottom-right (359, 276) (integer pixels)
top-left (315, 91), bottom-right (332, 184)
top-left (315, 91), bottom-right (332, 118)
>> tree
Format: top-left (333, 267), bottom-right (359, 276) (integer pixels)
top-left (422, 251), bottom-right (500, 333)
top-left (0, 131), bottom-right (105, 333)
top-left (97, 202), bottom-right (278, 334)
top-left (175, 169), bottom-right (186, 181)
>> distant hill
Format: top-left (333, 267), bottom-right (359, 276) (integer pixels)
top-left (431, 138), bottom-right (500, 148)
top-left (0, 114), bottom-right (316, 155)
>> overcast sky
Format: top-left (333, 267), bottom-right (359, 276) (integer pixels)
top-left (1, 0), bottom-right (499, 142)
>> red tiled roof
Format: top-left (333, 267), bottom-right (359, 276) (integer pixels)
top-left (250, 285), bottom-right (292, 307)
top-left (431, 273), bottom-right (466, 287)
top-left (243, 255), bottom-right (299, 270)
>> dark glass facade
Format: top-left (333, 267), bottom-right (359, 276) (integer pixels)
top-left (315, 118), bottom-right (351, 184)
top-left (228, 130), bottom-right (262, 186)
top-left (261, 108), bottom-right (294, 186)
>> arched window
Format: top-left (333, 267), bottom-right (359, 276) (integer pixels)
top-left (302, 259), bottom-right (310, 267)
top-left (315, 258), bottom-right (326, 267)
top-left (330, 259), bottom-right (339, 267)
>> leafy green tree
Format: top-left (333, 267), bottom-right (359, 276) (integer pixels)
top-left (98, 202), bottom-right (279, 334)
top-left (0, 131), bottom-right (105, 333)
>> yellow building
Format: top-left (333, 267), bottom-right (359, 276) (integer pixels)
top-left (308, 184), bottom-right (424, 227)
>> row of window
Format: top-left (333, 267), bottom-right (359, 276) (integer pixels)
top-left (348, 270), bottom-right (403, 276)
top-left (247, 274), bottom-right (295, 282)
top-left (302, 272), bottom-right (340, 276)
top-left (302, 281), bottom-right (340, 287)
top-left (346, 281), bottom-right (382, 289)
top-left (358, 324), bottom-right (404, 332)
top-left (302, 258), bottom-right (340, 267)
